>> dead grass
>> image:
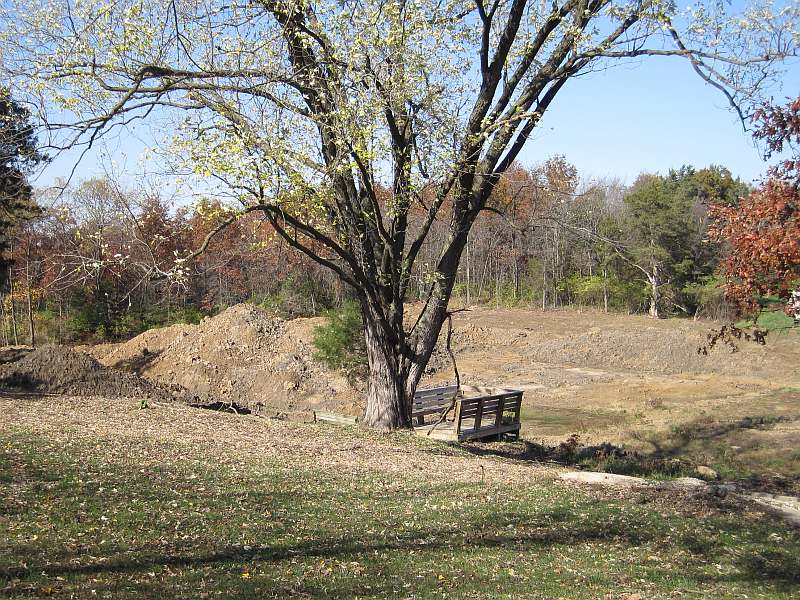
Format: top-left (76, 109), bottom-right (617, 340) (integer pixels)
top-left (0, 395), bottom-right (556, 486)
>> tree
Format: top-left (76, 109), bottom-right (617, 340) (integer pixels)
top-left (0, 87), bottom-right (45, 290)
top-left (620, 167), bottom-right (746, 318)
top-left (1, 0), bottom-right (797, 428)
top-left (710, 97), bottom-right (800, 316)
top-left (0, 87), bottom-right (46, 345)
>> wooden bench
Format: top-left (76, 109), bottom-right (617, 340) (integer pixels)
top-left (412, 385), bottom-right (523, 442)
top-left (411, 385), bottom-right (460, 426)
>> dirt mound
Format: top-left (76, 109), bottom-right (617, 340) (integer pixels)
top-left (438, 315), bottom-right (781, 378)
top-left (0, 345), bottom-right (188, 401)
top-left (0, 346), bottom-right (33, 366)
top-left (93, 304), bottom-right (358, 416)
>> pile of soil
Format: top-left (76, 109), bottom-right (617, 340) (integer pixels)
top-left (93, 304), bottom-right (359, 416)
top-left (0, 345), bottom-right (189, 401)
top-left (0, 346), bottom-right (32, 366)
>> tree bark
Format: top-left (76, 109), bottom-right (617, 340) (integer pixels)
top-left (26, 272), bottom-right (35, 347)
top-left (361, 314), bottom-right (410, 430)
top-left (465, 238), bottom-right (471, 306)
top-left (0, 293), bottom-right (8, 346)
top-left (8, 266), bottom-right (18, 345)
top-left (648, 266), bottom-right (660, 319)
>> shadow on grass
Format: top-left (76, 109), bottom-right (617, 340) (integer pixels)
top-left (637, 415), bottom-right (795, 459)
top-left (3, 431), bottom-right (800, 599)
top-left (459, 436), bottom-right (692, 478)
top-left (458, 414), bottom-right (799, 485)
top-left (4, 504), bottom-right (799, 594)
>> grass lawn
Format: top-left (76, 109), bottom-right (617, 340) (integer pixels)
top-left (2, 419), bottom-right (799, 599)
top-left (515, 384), bottom-right (800, 492)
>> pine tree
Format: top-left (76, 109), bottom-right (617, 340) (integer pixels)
top-left (0, 87), bottom-right (46, 286)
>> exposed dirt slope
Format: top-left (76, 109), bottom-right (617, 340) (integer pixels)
top-left (444, 309), bottom-right (794, 379)
top-left (0, 345), bottom-right (187, 401)
top-left (85, 305), bottom-right (798, 432)
top-left (92, 304), bottom-right (358, 417)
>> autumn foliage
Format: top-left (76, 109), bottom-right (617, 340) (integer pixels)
top-left (709, 180), bottom-right (799, 311)
top-left (709, 97), bottom-right (800, 315)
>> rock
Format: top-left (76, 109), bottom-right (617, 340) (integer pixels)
top-left (654, 477), bottom-right (708, 491)
top-left (559, 471), bottom-right (649, 488)
top-left (711, 483), bottom-right (739, 496)
top-left (742, 492), bottom-right (800, 527)
top-left (695, 465), bottom-right (719, 480)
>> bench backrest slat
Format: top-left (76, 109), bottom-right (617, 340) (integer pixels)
top-left (414, 385), bottom-right (458, 397)
top-left (411, 386), bottom-right (460, 416)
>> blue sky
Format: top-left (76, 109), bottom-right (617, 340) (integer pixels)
top-left (36, 50), bottom-right (800, 191)
top-left (519, 55), bottom-right (800, 185)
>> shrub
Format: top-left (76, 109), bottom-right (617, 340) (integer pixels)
top-left (256, 275), bottom-right (336, 318)
top-left (312, 301), bottom-right (367, 376)
top-left (683, 276), bottom-right (736, 321)
top-left (34, 303), bottom-right (210, 344)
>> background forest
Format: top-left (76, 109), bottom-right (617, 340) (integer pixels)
top-left (5, 157), bottom-right (754, 346)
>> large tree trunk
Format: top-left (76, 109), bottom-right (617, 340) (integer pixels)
top-left (465, 238), bottom-right (471, 306)
top-left (361, 316), bottom-right (411, 430)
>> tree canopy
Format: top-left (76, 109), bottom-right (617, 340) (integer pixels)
top-left (1, 0), bottom-right (798, 428)
top-left (710, 96), bottom-right (800, 316)
top-left (617, 166), bottom-right (747, 318)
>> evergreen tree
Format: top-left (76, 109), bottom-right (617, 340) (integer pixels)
top-left (0, 87), bottom-right (45, 286)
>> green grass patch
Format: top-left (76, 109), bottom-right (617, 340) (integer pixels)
top-left (633, 390), bottom-right (800, 489)
top-left (521, 406), bottom-right (628, 437)
top-left (736, 309), bottom-right (797, 333)
top-left (2, 429), bottom-right (799, 598)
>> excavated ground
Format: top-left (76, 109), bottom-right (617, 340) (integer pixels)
top-left (1, 304), bottom-right (797, 490)
top-left (0, 345), bottom-right (189, 402)
top-left (87, 304), bottom-right (360, 417)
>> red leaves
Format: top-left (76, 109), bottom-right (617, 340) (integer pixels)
top-left (753, 97), bottom-right (800, 185)
top-left (710, 97), bottom-right (800, 316)
top-left (710, 174), bottom-right (800, 312)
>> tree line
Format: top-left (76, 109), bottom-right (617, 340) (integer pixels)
top-left (4, 154), bottom-right (750, 346)
top-left (4, 0), bottom-right (796, 429)
top-left (3, 81), bottom-right (797, 350)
